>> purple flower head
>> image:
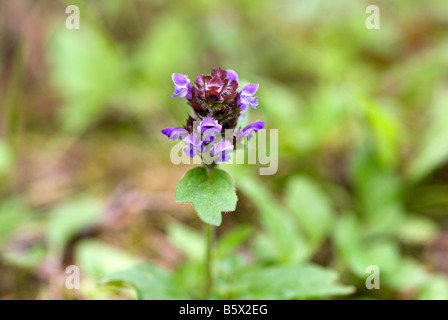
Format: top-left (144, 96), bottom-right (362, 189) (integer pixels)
top-left (172, 73), bottom-right (192, 99)
top-left (197, 117), bottom-right (222, 143)
top-left (183, 134), bottom-right (204, 158)
top-left (211, 140), bottom-right (234, 163)
top-left (240, 121), bottom-right (264, 140)
top-left (161, 127), bottom-right (189, 140)
top-left (163, 68), bottom-right (264, 161)
top-left (239, 83), bottom-right (259, 111)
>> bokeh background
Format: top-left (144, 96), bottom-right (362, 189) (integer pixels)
top-left (1, 0), bottom-right (448, 299)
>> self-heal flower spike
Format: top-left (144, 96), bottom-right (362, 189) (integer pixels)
top-left (162, 68), bottom-right (263, 163)
top-left (239, 83), bottom-right (259, 111)
top-left (211, 140), bottom-right (234, 163)
top-left (161, 127), bottom-right (189, 140)
top-left (198, 117), bottom-right (222, 143)
top-left (172, 73), bottom-right (192, 99)
top-left (184, 134), bottom-right (204, 158)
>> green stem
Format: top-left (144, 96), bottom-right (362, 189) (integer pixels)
top-left (204, 223), bottom-right (214, 299)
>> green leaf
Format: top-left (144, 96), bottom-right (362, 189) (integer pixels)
top-left (0, 140), bottom-right (13, 177)
top-left (138, 15), bottom-right (197, 85)
top-left (407, 89), bottom-right (448, 182)
top-left (251, 233), bottom-right (280, 263)
top-left (173, 260), bottom-right (204, 299)
top-left (0, 198), bottom-right (31, 240)
top-left (396, 216), bottom-right (438, 245)
top-left (235, 264), bottom-right (354, 299)
top-left (2, 245), bottom-right (46, 269)
top-left (47, 198), bottom-right (102, 258)
top-left (101, 264), bottom-right (183, 300)
top-left (351, 148), bottom-right (405, 231)
top-left (334, 213), bottom-right (428, 290)
top-left (216, 225), bottom-right (253, 258)
top-left (308, 85), bottom-right (353, 146)
top-left (75, 240), bottom-right (141, 279)
top-left (417, 276), bottom-right (448, 300)
top-left (167, 223), bottom-right (204, 261)
top-left (175, 167), bottom-right (237, 226)
top-left (333, 213), bottom-right (366, 276)
top-left (285, 176), bottom-right (333, 249)
top-left (229, 169), bottom-right (309, 264)
top-left (363, 97), bottom-right (400, 168)
top-left (49, 25), bottom-right (125, 134)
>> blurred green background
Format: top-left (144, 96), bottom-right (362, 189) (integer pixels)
top-left (1, 0), bottom-right (448, 299)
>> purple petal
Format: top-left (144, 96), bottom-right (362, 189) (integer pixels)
top-left (238, 83), bottom-right (259, 110)
top-left (184, 144), bottom-right (202, 158)
top-left (161, 127), bottom-right (189, 140)
top-left (198, 117), bottom-right (222, 133)
top-left (239, 100), bottom-right (248, 112)
top-left (171, 73), bottom-right (191, 99)
top-left (202, 129), bottom-right (217, 144)
top-left (241, 121), bottom-right (264, 140)
top-left (184, 134), bottom-right (203, 147)
top-left (185, 146), bottom-right (194, 158)
top-left (218, 152), bottom-right (232, 162)
top-left (161, 127), bottom-right (175, 137)
top-left (211, 140), bottom-right (234, 163)
top-left (226, 69), bottom-right (239, 83)
top-left (172, 87), bottom-right (187, 98)
top-left (198, 118), bottom-right (222, 143)
top-left (240, 95), bottom-right (259, 110)
top-left (172, 73), bottom-right (189, 86)
top-left (243, 121), bottom-right (264, 132)
top-left (211, 140), bottom-right (234, 155)
top-left (241, 83), bottom-right (259, 96)
top-left (183, 134), bottom-right (204, 158)
top-left (247, 96), bottom-right (258, 109)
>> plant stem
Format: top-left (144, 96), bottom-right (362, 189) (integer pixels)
top-left (204, 223), bottom-right (213, 299)
top-left (203, 162), bottom-right (217, 174)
